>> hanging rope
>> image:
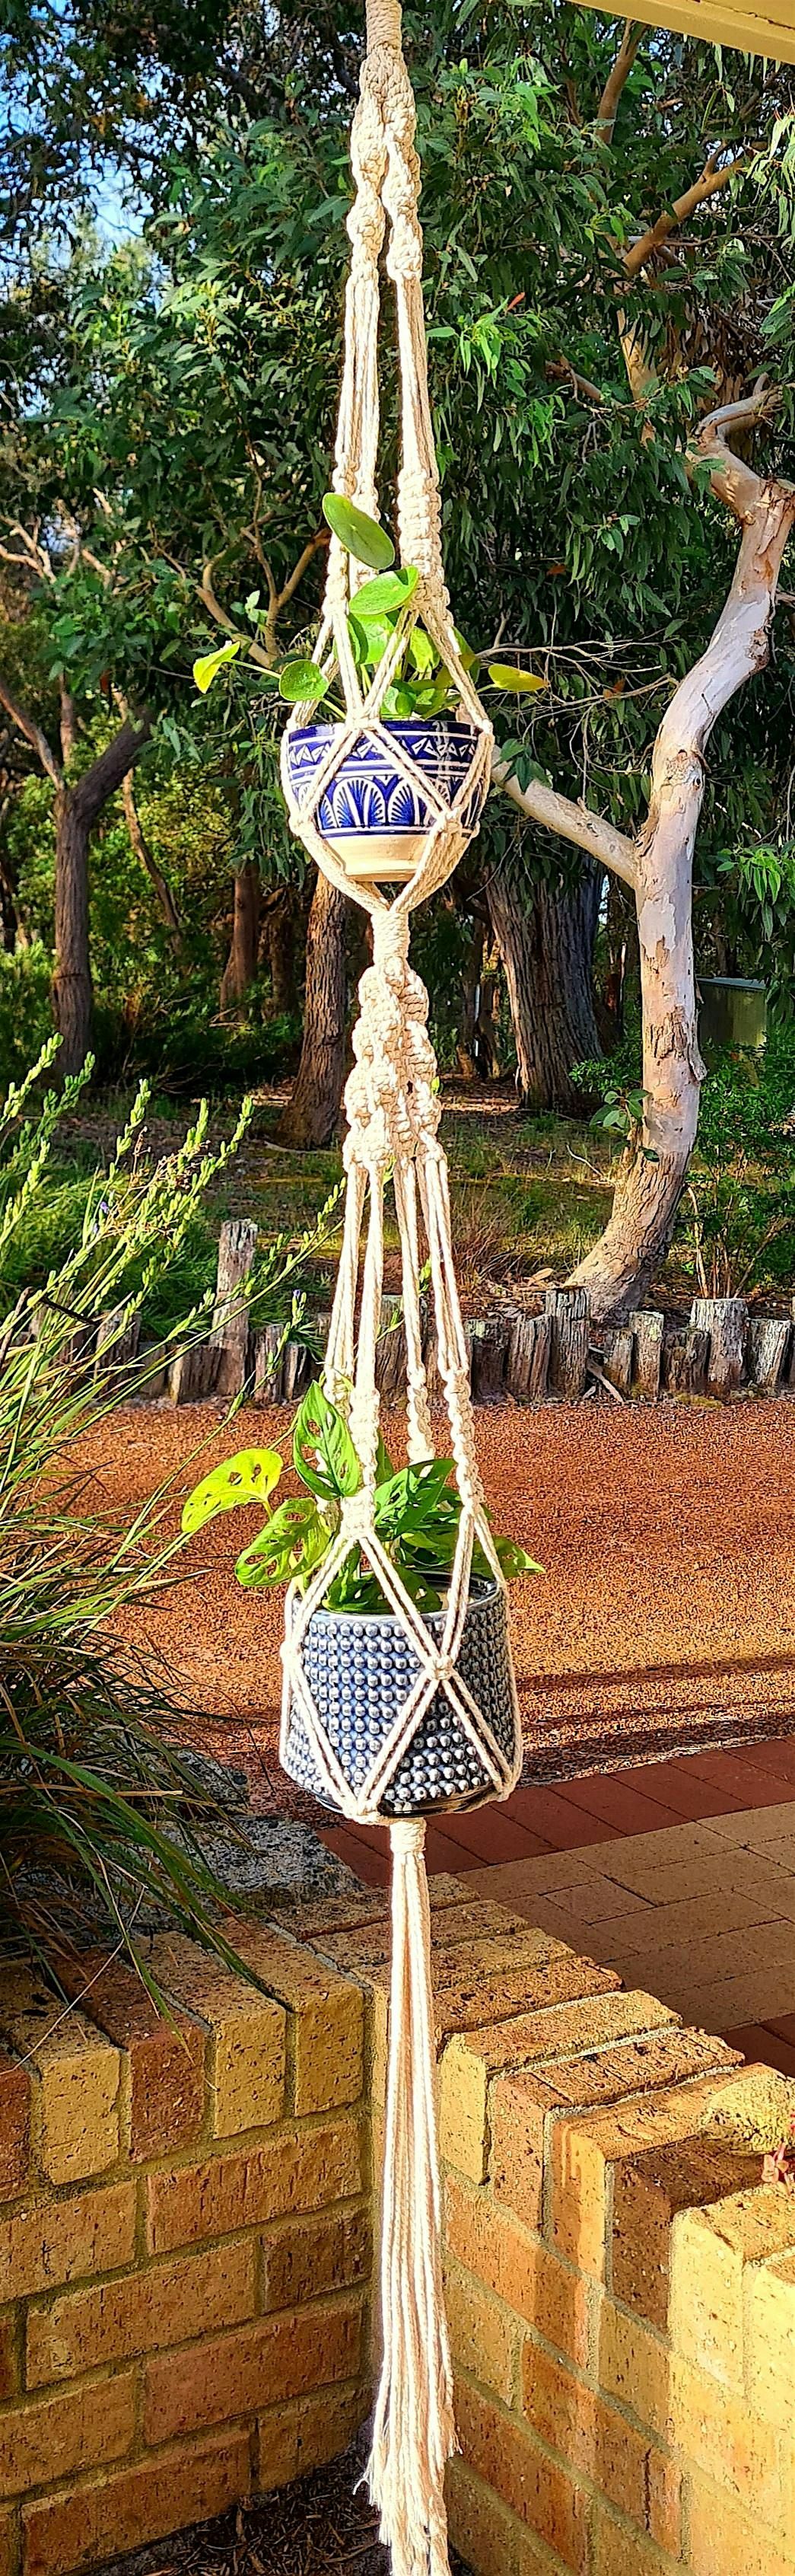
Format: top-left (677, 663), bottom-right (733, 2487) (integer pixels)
top-left (278, 9), bottom-right (521, 2571)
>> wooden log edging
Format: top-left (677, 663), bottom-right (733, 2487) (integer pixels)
top-left (122, 1222), bottom-right (795, 1409)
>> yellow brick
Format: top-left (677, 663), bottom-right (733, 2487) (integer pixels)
top-left (446, 2457), bottom-right (520, 2576)
top-left (148, 1933), bottom-right (285, 2136)
top-left (669, 2351), bottom-right (780, 2519)
top-left (147, 2118), bottom-right (363, 2256)
top-left (688, 2473), bottom-right (795, 2576)
top-left (144, 2300), bottom-right (364, 2445)
top-left (746, 2250), bottom-right (795, 2429)
top-left (597, 2301), bottom-right (669, 2438)
top-left (442, 1988), bottom-right (677, 2192)
top-left (0, 2367), bottom-right (135, 2496)
top-left (669, 2192), bottom-right (795, 2392)
top-left (444, 2261), bottom-right (520, 2405)
top-left (262, 2207), bottom-right (370, 2313)
top-left (440, 2033), bottom-right (490, 2185)
top-left (27, 2239), bottom-right (256, 2386)
top-left (0, 1971), bottom-right (120, 2186)
top-left (0, 2182), bottom-right (136, 2301)
top-left (258, 2381), bottom-right (368, 2492)
top-left (228, 1924), bottom-right (363, 2115)
top-left (23, 2428), bottom-right (251, 2576)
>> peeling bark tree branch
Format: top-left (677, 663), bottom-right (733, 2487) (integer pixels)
top-left (493, 754), bottom-right (638, 890)
top-left (568, 415), bottom-right (795, 1318)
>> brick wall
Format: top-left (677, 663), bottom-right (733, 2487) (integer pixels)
top-left (296, 1877), bottom-right (795, 2576)
top-left (2, 1879), bottom-right (794, 2575)
top-left (0, 1923), bottom-right (370, 2575)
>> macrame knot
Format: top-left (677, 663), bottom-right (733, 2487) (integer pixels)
top-left (340, 1493), bottom-right (376, 1546)
top-left (390, 1816), bottom-right (426, 1858)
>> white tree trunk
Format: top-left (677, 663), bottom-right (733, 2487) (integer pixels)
top-left (571, 464), bottom-right (795, 1320)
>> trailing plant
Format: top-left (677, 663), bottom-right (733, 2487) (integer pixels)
top-left (194, 499), bottom-right (545, 725)
top-left (182, 1379), bottom-right (539, 1618)
top-left (0, 1043), bottom-right (339, 1986)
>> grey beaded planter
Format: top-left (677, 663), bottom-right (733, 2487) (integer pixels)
top-left (283, 1576), bottom-right (517, 1819)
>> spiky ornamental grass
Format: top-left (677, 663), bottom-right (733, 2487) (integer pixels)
top-left (0, 1041), bottom-right (339, 2000)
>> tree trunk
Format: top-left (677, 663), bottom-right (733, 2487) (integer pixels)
top-left (278, 871), bottom-right (347, 1148)
top-left (488, 853), bottom-right (603, 1111)
top-left (52, 785), bottom-right (93, 1079)
top-left (122, 772), bottom-right (186, 967)
top-left (220, 861), bottom-right (261, 1018)
top-left (571, 469), bottom-right (795, 1321)
top-left (262, 890), bottom-right (299, 1018)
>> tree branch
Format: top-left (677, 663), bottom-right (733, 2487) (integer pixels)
top-left (624, 151), bottom-right (744, 279)
top-left (121, 770), bottom-right (186, 963)
top-left (545, 359), bottom-right (606, 407)
top-left (596, 22), bottom-right (643, 146)
top-left (0, 669), bottom-right (62, 789)
top-left (199, 560), bottom-right (274, 669)
top-left (72, 717), bottom-right (151, 827)
top-left (493, 754), bottom-right (638, 890)
top-left (694, 385), bottom-right (784, 519)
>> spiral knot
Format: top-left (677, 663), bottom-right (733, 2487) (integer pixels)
top-left (341, 1493), bottom-right (374, 1548)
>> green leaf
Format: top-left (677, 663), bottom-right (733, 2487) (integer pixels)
top-left (192, 639), bottom-right (241, 693)
top-left (352, 566), bottom-right (418, 617)
top-left (494, 1538), bottom-right (543, 1578)
top-left (408, 624), bottom-right (437, 678)
top-left (322, 493), bottom-right (395, 570)
top-left (181, 1448), bottom-right (282, 1535)
top-left (293, 1381), bottom-right (361, 1500)
top-left (487, 663), bottom-right (546, 695)
top-left (235, 1496), bottom-right (326, 1589)
top-left (348, 612), bottom-right (393, 667)
top-left (278, 660), bottom-right (331, 704)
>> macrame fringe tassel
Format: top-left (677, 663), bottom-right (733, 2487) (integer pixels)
top-left (367, 1818), bottom-right (456, 2576)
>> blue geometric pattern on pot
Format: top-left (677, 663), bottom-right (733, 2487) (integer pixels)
top-left (282, 1577), bottom-right (517, 1819)
top-left (285, 718), bottom-right (486, 840)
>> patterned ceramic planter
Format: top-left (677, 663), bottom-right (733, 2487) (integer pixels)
top-left (282, 1576), bottom-right (517, 1819)
top-left (284, 716), bottom-right (487, 883)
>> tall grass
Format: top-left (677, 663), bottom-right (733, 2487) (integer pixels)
top-left (0, 1042), bottom-right (335, 1993)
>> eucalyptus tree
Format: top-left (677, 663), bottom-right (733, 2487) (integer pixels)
top-left (4, 1), bottom-right (795, 1317)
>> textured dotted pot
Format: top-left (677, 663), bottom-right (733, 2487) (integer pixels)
top-left (282, 1576), bottom-right (517, 1818)
top-left (284, 714), bottom-right (488, 884)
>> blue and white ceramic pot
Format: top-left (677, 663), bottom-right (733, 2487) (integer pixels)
top-left (282, 1576), bottom-right (517, 1819)
top-left (284, 715), bottom-right (487, 883)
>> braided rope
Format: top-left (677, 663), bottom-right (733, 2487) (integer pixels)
top-left (277, 13), bottom-right (520, 2572)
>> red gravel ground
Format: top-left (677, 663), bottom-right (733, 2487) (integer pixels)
top-left (93, 1395), bottom-right (795, 1809)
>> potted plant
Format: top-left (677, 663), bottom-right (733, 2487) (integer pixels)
top-left (182, 1381), bottom-right (538, 1817)
top-left (194, 497), bottom-right (544, 885)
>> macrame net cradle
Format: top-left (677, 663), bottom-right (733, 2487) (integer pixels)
top-left (278, 9), bottom-right (522, 2571)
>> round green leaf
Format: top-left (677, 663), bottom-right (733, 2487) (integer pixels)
top-left (352, 566), bottom-right (418, 617)
top-left (322, 493), bottom-right (395, 570)
top-left (181, 1448), bottom-right (282, 1535)
top-left (278, 660), bottom-right (331, 704)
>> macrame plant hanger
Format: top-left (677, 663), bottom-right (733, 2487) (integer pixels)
top-left (278, 8), bottom-right (522, 2572)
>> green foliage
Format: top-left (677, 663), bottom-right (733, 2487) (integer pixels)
top-left (677, 1038), bottom-right (795, 1299)
top-left (182, 1379), bottom-right (539, 1618)
top-left (0, 1048), bottom-right (253, 1978)
top-left (0, 1040), bottom-right (344, 1978)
